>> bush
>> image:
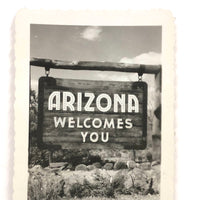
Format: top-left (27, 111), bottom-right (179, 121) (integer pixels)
top-left (28, 172), bottom-right (65, 200)
top-left (29, 90), bottom-right (38, 146)
top-left (112, 173), bottom-right (126, 194)
top-left (92, 171), bottom-right (114, 197)
top-left (69, 182), bottom-right (90, 198)
top-left (103, 185), bottom-right (115, 197)
top-left (29, 146), bottom-right (49, 168)
top-left (69, 172), bottom-right (115, 198)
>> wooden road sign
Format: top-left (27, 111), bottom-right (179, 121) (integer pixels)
top-left (37, 77), bottom-right (147, 150)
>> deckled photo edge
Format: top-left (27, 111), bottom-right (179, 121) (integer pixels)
top-left (14, 9), bottom-right (175, 200)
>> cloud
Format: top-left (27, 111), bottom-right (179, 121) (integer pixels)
top-left (96, 72), bottom-right (134, 82)
top-left (80, 26), bottom-right (102, 41)
top-left (95, 52), bottom-right (161, 82)
top-left (120, 52), bottom-right (161, 65)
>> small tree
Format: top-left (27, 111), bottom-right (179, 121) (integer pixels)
top-left (29, 89), bottom-right (38, 145)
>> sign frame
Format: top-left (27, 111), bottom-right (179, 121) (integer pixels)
top-left (37, 76), bottom-right (148, 150)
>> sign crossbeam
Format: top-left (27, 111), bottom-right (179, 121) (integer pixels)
top-left (30, 58), bottom-right (161, 74)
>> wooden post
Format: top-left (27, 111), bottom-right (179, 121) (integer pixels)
top-left (49, 150), bottom-right (53, 165)
top-left (30, 58), bottom-right (161, 74)
top-left (152, 72), bottom-right (161, 161)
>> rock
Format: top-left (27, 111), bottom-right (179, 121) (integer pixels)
top-left (127, 160), bottom-right (136, 169)
top-left (75, 164), bottom-right (88, 171)
top-left (92, 162), bottom-right (102, 168)
top-left (151, 160), bottom-right (160, 166)
top-left (87, 165), bottom-right (96, 171)
top-left (28, 168), bottom-right (65, 199)
top-left (60, 163), bottom-right (73, 171)
top-left (138, 162), bottom-right (151, 170)
top-left (30, 164), bottom-right (43, 171)
top-left (135, 149), bottom-right (153, 163)
top-left (62, 170), bottom-right (100, 197)
top-left (29, 165), bottom-right (45, 175)
top-left (103, 163), bottom-right (113, 170)
top-left (114, 161), bottom-right (127, 170)
top-left (65, 163), bottom-right (73, 170)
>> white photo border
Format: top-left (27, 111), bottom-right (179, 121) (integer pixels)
top-left (14, 9), bottom-right (175, 200)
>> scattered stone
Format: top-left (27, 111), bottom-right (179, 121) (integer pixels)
top-left (92, 162), bottom-right (102, 168)
top-left (75, 164), bottom-right (88, 171)
top-left (103, 163), bottom-right (113, 170)
top-left (139, 162), bottom-right (151, 170)
top-left (30, 164), bottom-right (43, 171)
top-left (127, 160), bottom-right (136, 169)
top-left (114, 161), bottom-right (127, 170)
top-left (87, 165), bottom-right (96, 171)
top-left (135, 149), bottom-right (153, 163)
top-left (29, 165), bottom-right (45, 175)
top-left (151, 160), bottom-right (160, 166)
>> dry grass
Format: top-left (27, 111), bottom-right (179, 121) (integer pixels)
top-left (28, 166), bottom-right (160, 200)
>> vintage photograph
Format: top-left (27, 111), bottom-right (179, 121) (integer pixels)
top-left (28, 24), bottom-right (162, 200)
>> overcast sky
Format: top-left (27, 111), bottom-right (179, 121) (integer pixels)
top-left (30, 25), bottom-right (161, 107)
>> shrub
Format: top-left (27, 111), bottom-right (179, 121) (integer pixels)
top-left (87, 165), bottom-right (96, 171)
top-left (103, 185), bottom-right (115, 197)
top-left (28, 173), bottom-right (44, 200)
top-left (92, 171), bottom-right (115, 197)
top-left (69, 182), bottom-right (90, 198)
top-left (28, 172), bottom-right (65, 200)
top-left (112, 173), bottom-right (126, 194)
top-left (29, 89), bottom-right (38, 146)
top-left (127, 160), bottom-right (136, 169)
top-left (69, 172), bottom-right (115, 198)
top-left (28, 146), bottom-right (49, 168)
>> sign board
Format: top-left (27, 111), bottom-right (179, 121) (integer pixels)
top-left (37, 77), bottom-right (147, 150)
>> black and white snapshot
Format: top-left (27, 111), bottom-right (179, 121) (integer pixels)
top-left (28, 24), bottom-right (162, 200)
